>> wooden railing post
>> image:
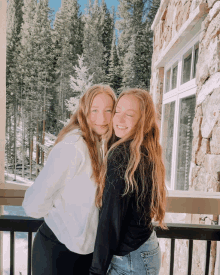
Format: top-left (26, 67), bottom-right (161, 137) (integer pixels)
top-left (0, 0), bottom-right (7, 275)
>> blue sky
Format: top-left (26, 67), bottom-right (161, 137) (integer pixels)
top-left (49, 0), bottom-right (119, 14)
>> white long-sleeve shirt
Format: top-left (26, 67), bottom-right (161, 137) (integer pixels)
top-left (22, 128), bottom-right (103, 254)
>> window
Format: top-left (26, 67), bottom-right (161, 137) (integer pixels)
top-left (176, 95), bottom-right (196, 190)
top-left (172, 64), bottom-right (178, 89)
top-left (165, 63), bottom-right (178, 93)
top-left (193, 43), bottom-right (199, 78)
top-left (162, 101), bottom-right (175, 189)
top-left (165, 68), bottom-right (171, 93)
top-left (161, 34), bottom-right (199, 190)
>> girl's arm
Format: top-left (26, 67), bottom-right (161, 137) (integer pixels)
top-left (22, 136), bottom-right (81, 218)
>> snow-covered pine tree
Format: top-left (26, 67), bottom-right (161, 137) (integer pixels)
top-left (69, 55), bottom-right (93, 97)
top-left (6, 0), bottom-right (24, 178)
top-left (117, 0), bottom-right (154, 89)
top-left (18, 0), bottom-right (37, 103)
top-left (142, 0), bottom-right (161, 88)
top-left (108, 32), bottom-right (122, 93)
top-left (18, 0), bottom-right (38, 179)
top-left (100, 0), bottom-right (114, 78)
top-left (147, 0), bottom-right (161, 25)
top-left (66, 54), bottom-right (93, 116)
top-left (53, 0), bottom-right (83, 121)
top-left (31, 0), bottom-right (55, 172)
top-left (38, 54), bottom-right (93, 165)
top-left (6, 0), bottom-right (24, 99)
top-left (82, 0), bottom-right (106, 84)
top-left (135, 23), bottom-right (153, 89)
top-left (121, 34), bottom-right (139, 88)
top-left (116, 0), bottom-right (134, 59)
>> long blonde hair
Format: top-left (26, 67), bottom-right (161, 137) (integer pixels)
top-left (96, 88), bottom-right (168, 230)
top-left (54, 84), bottom-right (117, 184)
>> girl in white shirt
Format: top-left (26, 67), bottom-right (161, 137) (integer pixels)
top-left (22, 84), bottom-right (117, 275)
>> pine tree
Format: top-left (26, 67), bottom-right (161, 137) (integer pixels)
top-left (66, 54), bottom-right (93, 115)
top-left (6, 0), bottom-right (24, 95)
top-left (17, 0), bottom-right (37, 179)
top-left (143, 0), bottom-right (161, 88)
top-left (147, 0), bottom-right (161, 25)
top-left (53, 0), bottom-right (83, 121)
top-left (82, 0), bottom-right (106, 84)
top-left (100, 0), bottom-right (114, 77)
top-left (18, 0), bottom-right (37, 101)
top-left (31, 0), bottom-right (55, 170)
top-left (69, 55), bottom-right (93, 96)
top-left (39, 55), bottom-right (93, 159)
top-left (16, 0), bottom-right (57, 178)
top-left (6, 0), bottom-right (24, 178)
top-left (117, 0), bottom-right (156, 89)
top-left (108, 32), bottom-right (122, 93)
top-left (116, 0), bottom-right (134, 59)
top-left (121, 34), bottom-right (139, 88)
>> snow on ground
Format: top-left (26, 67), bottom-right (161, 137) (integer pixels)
top-left (3, 205), bottom-right (37, 275)
top-left (3, 232), bottom-right (28, 275)
top-left (5, 172), bottom-right (34, 186)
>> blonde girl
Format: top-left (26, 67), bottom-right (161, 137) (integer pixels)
top-left (22, 85), bottom-right (117, 275)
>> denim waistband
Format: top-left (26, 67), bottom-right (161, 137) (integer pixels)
top-left (148, 229), bottom-right (156, 241)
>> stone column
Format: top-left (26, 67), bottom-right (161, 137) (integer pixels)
top-left (0, 0), bottom-right (7, 274)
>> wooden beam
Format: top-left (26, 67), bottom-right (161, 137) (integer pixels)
top-left (0, 1), bottom-right (7, 274)
top-left (0, 0), bottom-right (6, 188)
top-left (0, 185), bottom-right (220, 215)
top-left (166, 191), bottom-right (220, 215)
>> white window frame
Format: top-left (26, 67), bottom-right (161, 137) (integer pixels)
top-left (160, 32), bottom-right (200, 191)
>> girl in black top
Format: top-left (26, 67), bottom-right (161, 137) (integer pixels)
top-left (89, 88), bottom-right (168, 275)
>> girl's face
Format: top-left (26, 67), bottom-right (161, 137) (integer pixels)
top-left (113, 95), bottom-right (141, 138)
top-left (88, 93), bottom-right (114, 138)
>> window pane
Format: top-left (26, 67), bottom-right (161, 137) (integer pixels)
top-left (176, 95), bottom-right (196, 190)
top-left (162, 101), bottom-right (175, 189)
top-left (165, 68), bottom-right (171, 93)
top-left (172, 64), bottom-right (178, 89)
top-left (193, 44), bottom-right (199, 78)
top-left (182, 50), bottom-right (192, 84)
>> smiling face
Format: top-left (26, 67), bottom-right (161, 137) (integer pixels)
top-left (88, 93), bottom-right (114, 138)
top-left (113, 94), bottom-right (141, 138)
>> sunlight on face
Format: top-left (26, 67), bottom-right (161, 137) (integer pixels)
top-left (113, 95), bottom-right (141, 138)
top-left (88, 93), bottom-right (114, 138)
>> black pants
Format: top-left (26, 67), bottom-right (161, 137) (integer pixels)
top-left (32, 222), bottom-right (93, 275)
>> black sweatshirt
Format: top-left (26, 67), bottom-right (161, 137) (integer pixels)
top-left (89, 140), bottom-right (153, 275)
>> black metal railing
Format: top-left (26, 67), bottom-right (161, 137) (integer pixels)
top-left (0, 215), bottom-right (220, 275)
top-left (155, 223), bottom-right (220, 275)
top-left (0, 215), bottom-right (44, 275)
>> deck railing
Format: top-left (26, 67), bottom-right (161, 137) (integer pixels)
top-left (155, 222), bottom-right (220, 275)
top-left (0, 183), bottom-right (220, 275)
top-left (0, 215), bottom-right (220, 275)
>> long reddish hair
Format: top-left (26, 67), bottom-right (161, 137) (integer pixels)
top-left (96, 88), bottom-right (168, 230)
top-left (54, 84), bottom-right (117, 183)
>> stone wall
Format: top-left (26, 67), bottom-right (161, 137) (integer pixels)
top-left (150, 0), bottom-right (220, 274)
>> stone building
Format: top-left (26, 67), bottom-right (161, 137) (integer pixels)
top-left (150, 0), bottom-right (220, 274)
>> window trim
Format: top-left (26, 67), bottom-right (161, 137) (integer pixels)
top-left (161, 32), bottom-right (200, 191)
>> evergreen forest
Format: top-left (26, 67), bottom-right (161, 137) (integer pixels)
top-left (6, 0), bottom-right (160, 181)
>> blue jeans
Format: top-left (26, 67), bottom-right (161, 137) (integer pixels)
top-left (107, 230), bottom-right (161, 275)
